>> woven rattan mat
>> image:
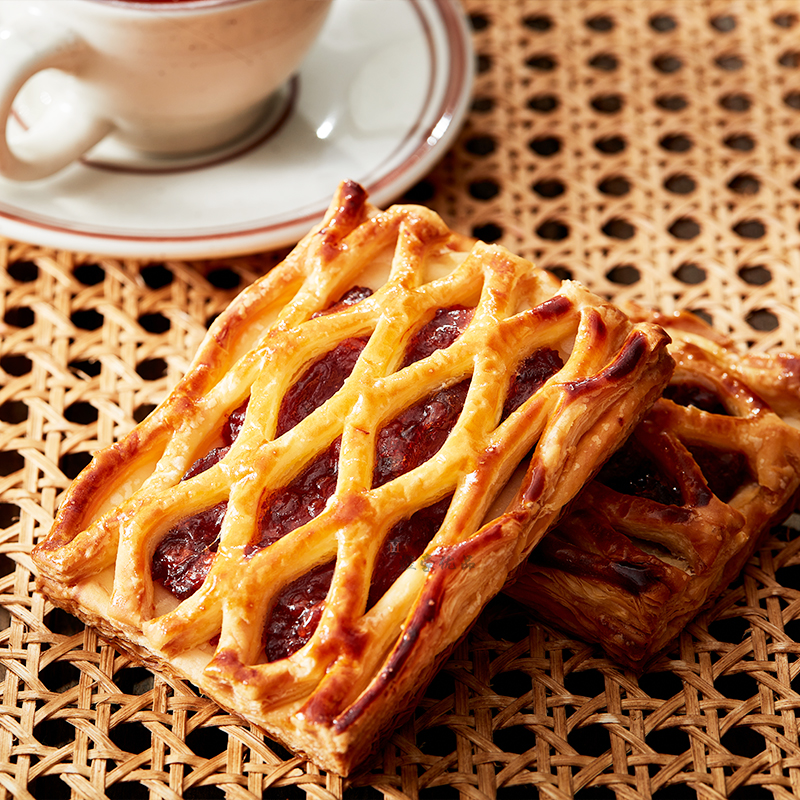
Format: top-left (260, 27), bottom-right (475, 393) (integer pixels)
top-left (3, 0), bottom-right (800, 797)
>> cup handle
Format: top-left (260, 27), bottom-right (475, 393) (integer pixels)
top-left (0, 16), bottom-right (113, 181)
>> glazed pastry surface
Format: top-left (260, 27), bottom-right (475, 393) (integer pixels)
top-left (33, 182), bottom-right (673, 774)
top-left (506, 306), bottom-right (800, 670)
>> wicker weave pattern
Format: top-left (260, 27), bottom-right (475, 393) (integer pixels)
top-left (3, 0), bottom-right (800, 797)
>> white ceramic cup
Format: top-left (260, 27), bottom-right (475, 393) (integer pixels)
top-left (0, 0), bottom-right (333, 180)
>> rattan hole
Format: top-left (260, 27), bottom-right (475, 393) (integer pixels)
top-left (7, 260), bottom-right (38, 282)
top-left (594, 135), bottom-right (627, 153)
top-left (69, 358), bottom-right (102, 378)
top-left (569, 723), bottom-right (610, 757)
top-left (725, 133), bottom-right (755, 151)
top-left (638, 670), bottom-right (683, 699)
top-left (71, 308), bottom-right (104, 331)
top-left (529, 136), bottom-right (561, 156)
top-left (206, 267), bottom-right (242, 290)
top-left (653, 54), bottom-right (682, 73)
top-left (773, 12), bottom-right (798, 28)
top-left (656, 94), bottom-right (688, 111)
top-left (649, 14), bottom-right (677, 32)
top-left (465, 135), bottom-right (495, 156)
top-left (469, 179), bottom-right (500, 200)
top-left (606, 264), bottom-right (640, 284)
top-left (598, 176), bottom-right (631, 196)
top-left (536, 219), bottom-right (570, 240)
top-left (186, 725), bottom-right (229, 759)
top-left (59, 451), bottom-right (92, 480)
top-left (39, 660), bottom-right (80, 694)
top-left (29, 774), bottom-right (71, 800)
top-left (673, 262), bottom-right (706, 284)
top-left (0, 353), bottom-right (32, 376)
top-left (136, 357), bottom-right (168, 381)
top-left (493, 669), bottom-right (533, 698)
top-left (646, 726), bottom-right (691, 755)
top-left (472, 223), bottom-right (503, 243)
top-left (728, 173), bottom-right (760, 194)
top-left (0, 450), bottom-right (23, 477)
top-left (602, 218), bottom-right (635, 240)
top-left (738, 265), bottom-right (772, 285)
top-left (138, 311), bottom-right (171, 334)
top-left (139, 263), bottom-right (174, 288)
top-left (590, 94), bottom-right (624, 113)
top-left (523, 14), bottom-right (552, 32)
top-left (669, 217), bottom-right (701, 240)
top-left (107, 783), bottom-right (149, 800)
top-left (780, 51), bottom-right (800, 68)
top-left (109, 721), bottom-right (152, 755)
top-left (494, 723), bottom-right (537, 755)
top-left (546, 266), bottom-right (573, 281)
top-left (586, 15), bottom-right (614, 32)
top-left (33, 717), bottom-right (75, 749)
top-left (0, 400), bottom-right (27, 424)
top-left (528, 94), bottom-right (559, 113)
top-left (73, 262), bottom-right (105, 285)
top-left (64, 401), bottom-right (98, 425)
top-left (418, 724), bottom-right (458, 757)
top-left (4, 305), bottom-right (34, 328)
top-left (563, 668), bottom-right (606, 699)
top-left (403, 179), bottom-right (436, 204)
top-left (746, 309), bottom-right (779, 331)
top-left (472, 96), bottom-right (494, 113)
top-left (589, 53), bottom-right (618, 71)
top-left (526, 54), bottom-right (556, 71)
top-left (721, 93), bottom-right (752, 112)
top-left (469, 12), bottom-right (489, 31)
top-left (477, 53), bottom-right (492, 74)
top-left (711, 15), bottom-right (737, 32)
top-left (0, 502), bottom-right (19, 530)
top-left (689, 309), bottom-right (713, 327)
top-left (133, 403), bottom-right (157, 423)
top-left (533, 179), bottom-right (565, 198)
top-left (786, 92), bottom-right (800, 110)
top-left (664, 174), bottom-right (696, 194)
top-left (722, 726), bottom-right (767, 758)
top-left (715, 670), bottom-right (760, 701)
top-left (716, 54), bottom-right (744, 70)
top-left (734, 219), bottom-right (766, 239)
top-left (660, 133), bottom-right (693, 152)
top-left (44, 606), bottom-right (84, 636)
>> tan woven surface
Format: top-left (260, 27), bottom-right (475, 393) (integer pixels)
top-left (2, 0), bottom-right (800, 797)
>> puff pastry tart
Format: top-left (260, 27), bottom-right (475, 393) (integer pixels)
top-left (33, 182), bottom-right (672, 774)
top-left (506, 306), bottom-right (800, 670)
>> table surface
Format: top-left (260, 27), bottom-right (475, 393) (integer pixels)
top-left (2, 1), bottom-right (800, 798)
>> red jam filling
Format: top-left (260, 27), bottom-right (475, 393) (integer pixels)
top-left (264, 561), bottom-right (337, 663)
top-left (686, 444), bottom-right (751, 503)
top-left (596, 437), bottom-right (684, 506)
top-left (663, 382), bottom-right (729, 416)
top-left (502, 348), bottom-right (563, 419)
top-left (154, 295), bottom-right (565, 660)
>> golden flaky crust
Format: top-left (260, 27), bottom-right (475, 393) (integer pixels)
top-left (506, 305), bottom-right (800, 670)
top-left (32, 182), bottom-right (672, 775)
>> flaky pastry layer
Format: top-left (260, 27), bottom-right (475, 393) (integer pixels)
top-left (506, 306), bottom-right (800, 670)
top-left (33, 182), bottom-right (672, 774)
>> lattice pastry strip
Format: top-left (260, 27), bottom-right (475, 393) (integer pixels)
top-left (506, 306), bottom-right (800, 670)
top-left (33, 182), bottom-right (672, 774)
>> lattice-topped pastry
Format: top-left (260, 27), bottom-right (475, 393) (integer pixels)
top-left (32, 182), bottom-right (672, 774)
top-left (506, 306), bottom-right (800, 670)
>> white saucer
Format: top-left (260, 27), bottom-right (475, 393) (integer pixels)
top-left (0, 0), bottom-right (474, 260)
